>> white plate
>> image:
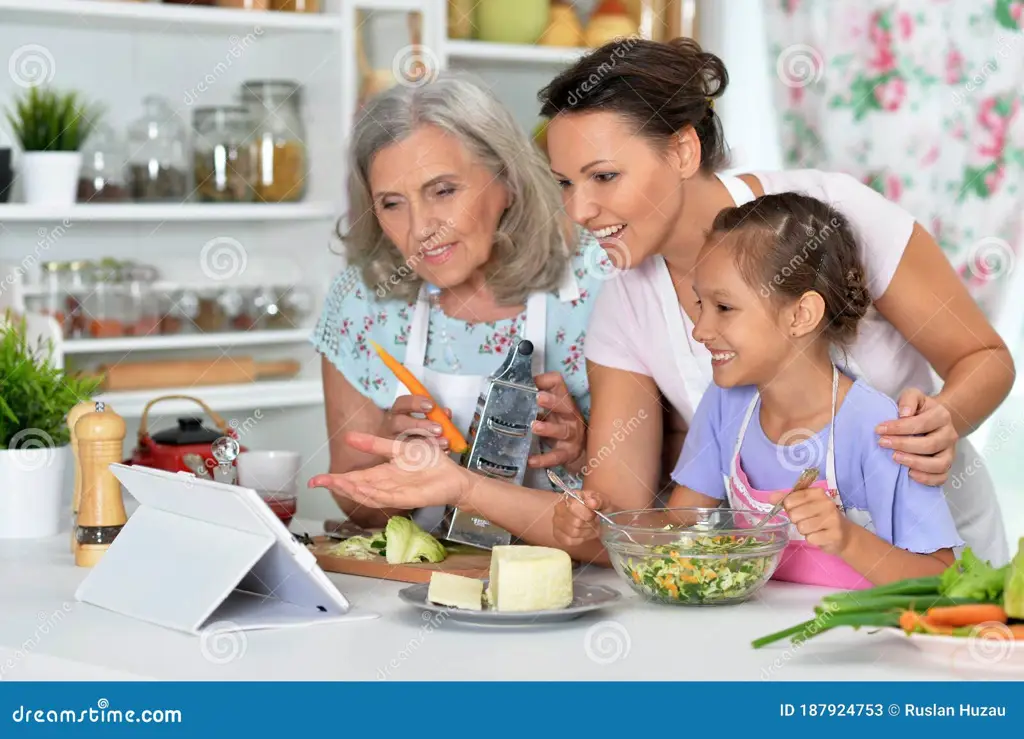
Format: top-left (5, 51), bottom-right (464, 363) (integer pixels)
top-left (398, 581), bottom-right (622, 627)
top-left (881, 627), bottom-right (1024, 673)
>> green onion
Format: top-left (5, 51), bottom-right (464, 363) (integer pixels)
top-left (752, 612), bottom-right (902, 649)
top-left (822, 576), bottom-right (941, 603)
top-left (814, 594), bottom-right (983, 617)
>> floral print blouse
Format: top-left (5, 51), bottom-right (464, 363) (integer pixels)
top-left (310, 229), bottom-right (608, 422)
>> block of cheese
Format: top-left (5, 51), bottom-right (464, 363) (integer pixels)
top-left (487, 545), bottom-right (574, 612)
top-left (427, 572), bottom-right (484, 611)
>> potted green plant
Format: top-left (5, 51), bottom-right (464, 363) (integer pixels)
top-left (4, 86), bottom-right (102, 206)
top-left (0, 311), bottom-right (102, 538)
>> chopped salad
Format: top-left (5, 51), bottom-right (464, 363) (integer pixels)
top-left (618, 534), bottom-right (777, 605)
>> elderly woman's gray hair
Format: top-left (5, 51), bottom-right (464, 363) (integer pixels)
top-left (338, 73), bottom-right (574, 305)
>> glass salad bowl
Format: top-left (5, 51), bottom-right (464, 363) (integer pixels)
top-left (600, 508), bottom-right (790, 606)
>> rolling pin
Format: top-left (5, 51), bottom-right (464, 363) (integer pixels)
top-left (91, 357), bottom-right (301, 391)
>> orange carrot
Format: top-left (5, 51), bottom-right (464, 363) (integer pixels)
top-left (925, 604), bottom-right (1008, 627)
top-left (971, 623), bottom-right (1024, 640)
top-left (899, 610), bottom-right (955, 636)
top-left (369, 340), bottom-right (469, 453)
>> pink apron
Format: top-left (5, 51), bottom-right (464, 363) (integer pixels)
top-left (725, 366), bottom-right (875, 590)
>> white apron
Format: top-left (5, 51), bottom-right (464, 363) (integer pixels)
top-left (398, 273), bottom-right (580, 534)
top-left (725, 365), bottom-right (875, 589)
top-left (656, 172), bottom-right (1008, 565)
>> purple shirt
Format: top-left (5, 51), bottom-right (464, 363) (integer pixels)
top-left (671, 380), bottom-right (964, 555)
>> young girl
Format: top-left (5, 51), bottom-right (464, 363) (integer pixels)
top-left (553, 193), bottom-right (963, 587)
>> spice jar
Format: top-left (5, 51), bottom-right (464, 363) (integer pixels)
top-left (241, 80), bottom-right (308, 203)
top-left (64, 261), bottom-right (93, 339)
top-left (123, 264), bottom-right (161, 337)
top-left (272, 0), bottom-right (320, 11)
top-left (193, 106), bottom-right (256, 203)
top-left (195, 289), bottom-right (226, 332)
top-left (162, 289), bottom-right (200, 335)
top-left (88, 260), bottom-right (127, 338)
top-left (38, 261), bottom-right (68, 334)
top-left (128, 96), bottom-right (189, 202)
top-left (77, 123), bottom-right (129, 203)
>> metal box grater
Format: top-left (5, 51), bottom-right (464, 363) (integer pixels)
top-left (441, 338), bottom-right (539, 549)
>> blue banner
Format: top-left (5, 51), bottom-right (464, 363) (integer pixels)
top-left (1, 681), bottom-right (1022, 736)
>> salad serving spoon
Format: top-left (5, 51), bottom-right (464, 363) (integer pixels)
top-left (752, 466), bottom-right (820, 531)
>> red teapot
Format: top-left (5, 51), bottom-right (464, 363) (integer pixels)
top-left (127, 395), bottom-right (246, 475)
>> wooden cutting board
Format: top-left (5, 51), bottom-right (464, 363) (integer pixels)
top-left (310, 537), bottom-right (491, 584)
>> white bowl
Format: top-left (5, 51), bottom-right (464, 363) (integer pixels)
top-left (236, 450), bottom-right (301, 494)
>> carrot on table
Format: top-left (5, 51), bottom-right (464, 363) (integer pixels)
top-left (369, 340), bottom-right (469, 453)
top-left (925, 604), bottom-right (1008, 627)
top-left (971, 623), bottom-right (1024, 640)
top-left (899, 610), bottom-right (955, 636)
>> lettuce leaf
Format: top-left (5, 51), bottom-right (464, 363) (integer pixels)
top-left (939, 548), bottom-right (1009, 601)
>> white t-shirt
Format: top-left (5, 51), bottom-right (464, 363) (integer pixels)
top-left (584, 169), bottom-right (1010, 565)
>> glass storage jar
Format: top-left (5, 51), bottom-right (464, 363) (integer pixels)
top-left (128, 96), bottom-right (189, 202)
top-left (87, 260), bottom-right (127, 338)
top-left (193, 106), bottom-right (256, 203)
top-left (64, 260), bottom-right (93, 339)
top-left (241, 80), bottom-right (308, 203)
top-left (217, 0), bottom-right (270, 9)
top-left (36, 261), bottom-right (68, 335)
top-left (77, 123), bottom-right (130, 203)
top-left (123, 264), bottom-right (161, 337)
top-left (161, 289), bottom-right (200, 335)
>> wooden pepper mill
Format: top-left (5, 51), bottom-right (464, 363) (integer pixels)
top-left (74, 407), bottom-right (128, 568)
top-left (67, 401), bottom-right (112, 555)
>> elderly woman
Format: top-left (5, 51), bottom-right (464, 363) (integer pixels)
top-left (308, 74), bottom-right (605, 536)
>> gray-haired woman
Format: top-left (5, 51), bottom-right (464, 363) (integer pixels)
top-left (308, 74), bottom-right (607, 537)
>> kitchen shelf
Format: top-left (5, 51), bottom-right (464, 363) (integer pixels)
top-left (63, 328), bottom-right (313, 355)
top-left (96, 378), bottom-right (324, 417)
top-left (445, 40), bottom-right (589, 65)
top-left (0, 203), bottom-right (337, 224)
top-left (0, 0), bottom-right (343, 33)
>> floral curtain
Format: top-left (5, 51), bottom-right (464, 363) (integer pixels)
top-left (764, 0), bottom-right (1024, 323)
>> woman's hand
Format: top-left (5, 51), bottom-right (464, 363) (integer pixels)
top-left (552, 490), bottom-right (604, 548)
top-left (528, 371), bottom-right (587, 475)
top-left (875, 388), bottom-right (958, 487)
top-left (772, 488), bottom-right (851, 557)
top-left (377, 394), bottom-right (453, 447)
top-left (308, 431), bottom-right (471, 511)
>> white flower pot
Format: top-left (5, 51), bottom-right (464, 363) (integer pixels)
top-left (20, 151), bottom-right (82, 206)
top-left (0, 445), bottom-right (69, 539)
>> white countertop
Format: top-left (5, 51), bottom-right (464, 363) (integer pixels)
top-left (0, 520), bottom-right (975, 682)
